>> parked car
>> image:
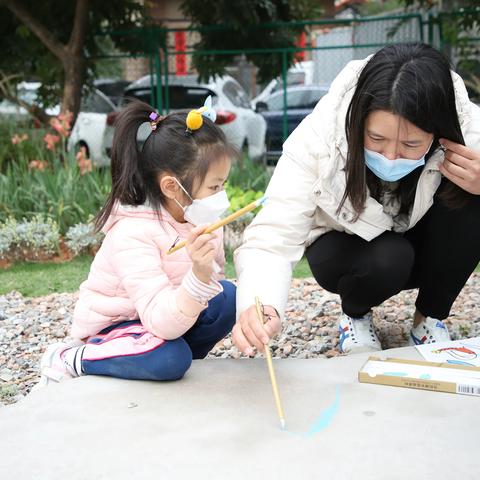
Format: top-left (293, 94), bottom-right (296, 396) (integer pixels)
top-left (0, 81), bottom-right (117, 167)
top-left (68, 89), bottom-right (118, 167)
top-left (257, 84), bottom-right (330, 163)
top-left (120, 74), bottom-right (267, 161)
top-left (251, 61), bottom-right (315, 110)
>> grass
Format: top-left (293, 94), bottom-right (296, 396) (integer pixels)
top-left (2, 254), bottom-right (478, 299)
top-left (0, 256), bottom-right (92, 297)
top-left (0, 255), bottom-right (313, 297)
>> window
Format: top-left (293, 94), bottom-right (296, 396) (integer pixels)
top-left (167, 87), bottom-right (214, 109)
top-left (222, 81), bottom-right (250, 108)
top-left (271, 72), bottom-right (307, 93)
top-left (81, 92), bottom-right (114, 113)
top-left (125, 86), bottom-right (215, 110)
top-left (266, 88), bottom-right (327, 111)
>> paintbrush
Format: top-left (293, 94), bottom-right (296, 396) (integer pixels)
top-left (167, 196), bottom-right (267, 255)
top-left (255, 296), bottom-right (286, 430)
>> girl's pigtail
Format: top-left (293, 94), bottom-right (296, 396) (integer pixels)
top-left (95, 100), bottom-right (155, 232)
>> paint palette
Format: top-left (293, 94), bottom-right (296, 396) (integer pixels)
top-left (359, 356), bottom-right (480, 397)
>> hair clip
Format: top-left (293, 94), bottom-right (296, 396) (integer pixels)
top-left (185, 96), bottom-right (217, 134)
top-left (149, 111), bottom-right (164, 131)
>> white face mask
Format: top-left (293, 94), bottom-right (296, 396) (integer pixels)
top-left (174, 179), bottom-right (230, 226)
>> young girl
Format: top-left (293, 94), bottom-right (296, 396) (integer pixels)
top-left (37, 98), bottom-right (237, 384)
top-left (234, 43), bottom-right (480, 355)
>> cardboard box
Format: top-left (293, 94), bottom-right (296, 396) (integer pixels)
top-left (358, 356), bottom-right (480, 396)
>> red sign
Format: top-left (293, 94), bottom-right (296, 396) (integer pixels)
top-left (295, 31), bottom-right (306, 61)
top-left (174, 31), bottom-right (187, 76)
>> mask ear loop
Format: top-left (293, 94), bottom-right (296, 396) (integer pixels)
top-left (172, 178), bottom-right (193, 212)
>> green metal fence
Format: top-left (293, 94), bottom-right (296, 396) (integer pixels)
top-left (95, 9), bottom-right (479, 148)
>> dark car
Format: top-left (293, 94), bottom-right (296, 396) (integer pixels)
top-left (257, 85), bottom-right (329, 164)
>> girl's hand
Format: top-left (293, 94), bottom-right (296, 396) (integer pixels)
top-left (186, 224), bottom-right (217, 284)
top-left (232, 304), bottom-right (281, 356)
top-left (439, 139), bottom-right (480, 195)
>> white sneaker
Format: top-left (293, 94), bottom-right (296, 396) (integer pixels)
top-left (409, 317), bottom-right (451, 345)
top-left (338, 312), bottom-right (382, 354)
top-left (33, 341), bottom-right (84, 390)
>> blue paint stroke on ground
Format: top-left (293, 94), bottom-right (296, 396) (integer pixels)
top-left (303, 385), bottom-right (341, 437)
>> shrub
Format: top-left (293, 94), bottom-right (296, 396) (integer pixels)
top-left (0, 215), bottom-right (60, 261)
top-left (65, 221), bottom-right (104, 256)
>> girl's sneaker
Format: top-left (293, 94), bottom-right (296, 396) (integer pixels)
top-left (409, 317), bottom-right (451, 345)
top-left (338, 312), bottom-right (382, 354)
top-left (33, 341), bottom-right (84, 390)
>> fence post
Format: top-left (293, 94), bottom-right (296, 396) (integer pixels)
top-left (281, 50), bottom-right (288, 142)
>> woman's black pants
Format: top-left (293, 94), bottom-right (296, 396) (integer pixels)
top-left (305, 181), bottom-right (480, 319)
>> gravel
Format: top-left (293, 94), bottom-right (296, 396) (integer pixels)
top-left (1, 274), bottom-right (479, 407)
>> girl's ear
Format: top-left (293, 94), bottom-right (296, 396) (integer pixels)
top-left (158, 175), bottom-right (180, 200)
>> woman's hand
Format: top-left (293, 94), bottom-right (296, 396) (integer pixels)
top-left (439, 138), bottom-right (480, 195)
top-left (232, 304), bottom-right (282, 356)
top-left (186, 224), bottom-right (217, 284)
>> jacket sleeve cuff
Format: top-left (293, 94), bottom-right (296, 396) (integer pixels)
top-left (180, 268), bottom-right (223, 308)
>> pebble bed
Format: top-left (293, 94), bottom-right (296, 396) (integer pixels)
top-left (1, 274), bottom-right (479, 406)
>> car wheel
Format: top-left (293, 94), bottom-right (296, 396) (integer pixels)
top-left (241, 140), bottom-right (249, 160)
top-left (76, 141), bottom-right (90, 159)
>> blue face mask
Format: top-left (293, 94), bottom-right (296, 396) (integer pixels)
top-left (364, 143), bottom-right (432, 182)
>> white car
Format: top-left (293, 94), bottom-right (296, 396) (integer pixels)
top-left (68, 89), bottom-right (117, 167)
top-left (0, 81), bottom-right (117, 167)
top-left (122, 74), bottom-right (267, 162)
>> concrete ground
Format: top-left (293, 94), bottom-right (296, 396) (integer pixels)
top-left (0, 346), bottom-right (478, 480)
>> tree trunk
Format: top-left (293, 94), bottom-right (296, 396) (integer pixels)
top-left (62, 54), bottom-right (86, 118)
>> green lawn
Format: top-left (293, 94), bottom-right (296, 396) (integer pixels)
top-left (0, 256), bottom-right (93, 297)
top-left (0, 255), bottom-right (313, 297)
top-left (2, 255), bottom-right (478, 298)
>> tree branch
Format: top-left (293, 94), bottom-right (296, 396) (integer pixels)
top-left (67, 0), bottom-right (90, 55)
top-left (0, 71), bottom-right (51, 124)
top-left (3, 0), bottom-right (66, 59)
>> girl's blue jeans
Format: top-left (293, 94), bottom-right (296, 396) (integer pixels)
top-left (80, 280), bottom-right (236, 381)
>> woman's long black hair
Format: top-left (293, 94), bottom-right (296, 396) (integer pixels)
top-left (340, 42), bottom-right (469, 218)
top-left (95, 100), bottom-right (234, 231)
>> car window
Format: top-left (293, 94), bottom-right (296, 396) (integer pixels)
top-left (271, 71), bottom-right (307, 93)
top-left (123, 89), bottom-right (151, 106)
top-left (222, 81), bottom-right (250, 108)
top-left (124, 86), bottom-right (215, 110)
top-left (168, 86), bottom-right (214, 109)
top-left (267, 90), bottom-right (304, 110)
top-left (267, 88), bottom-right (326, 110)
top-left (81, 92), bottom-right (114, 113)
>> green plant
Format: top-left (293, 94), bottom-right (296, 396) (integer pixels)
top-left (0, 217), bottom-right (16, 259)
top-left (65, 221), bottom-right (104, 256)
top-left (0, 122), bottom-right (111, 233)
top-left (0, 215), bottom-right (60, 261)
top-left (228, 154), bottom-right (271, 191)
top-left (225, 184), bottom-right (264, 213)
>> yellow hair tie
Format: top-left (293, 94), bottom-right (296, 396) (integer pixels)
top-left (186, 110), bottom-right (203, 132)
top-left (185, 96), bottom-right (216, 134)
